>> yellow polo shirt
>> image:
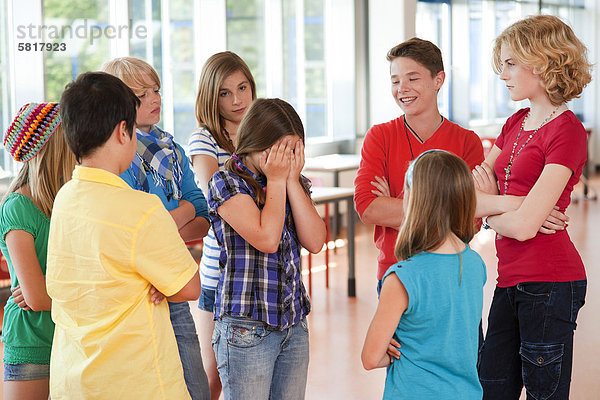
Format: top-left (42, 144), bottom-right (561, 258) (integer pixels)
top-left (47, 166), bottom-right (197, 400)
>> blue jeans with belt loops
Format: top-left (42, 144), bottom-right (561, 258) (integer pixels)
top-left (169, 301), bottom-right (210, 400)
top-left (212, 315), bottom-right (309, 400)
top-left (478, 280), bottom-right (586, 400)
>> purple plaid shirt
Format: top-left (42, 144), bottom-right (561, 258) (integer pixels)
top-left (207, 160), bottom-right (311, 330)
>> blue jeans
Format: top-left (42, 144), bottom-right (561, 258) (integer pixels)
top-left (169, 301), bottom-right (210, 400)
top-left (197, 287), bottom-right (216, 312)
top-left (478, 280), bottom-right (586, 400)
top-left (212, 315), bottom-right (309, 400)
top-left (4, 363), bottom-right (49, 381)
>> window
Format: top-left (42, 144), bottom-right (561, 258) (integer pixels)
top-left (416, 0), bottom-right (593, 130)
top-left (227, 0), bottom-right (355, 142)
top-left (416, 0), bottom-right (451, 119)
top-left (125, 0), bottom-right (354, 145)
top-left (0, 0), bottom-right (11, 177)
top-left (226, 0), bottom-right (267, 97)
top-left (128, 0), bottom-right (201, 144)
top-left (2, 0), bottom-right (354, 169)
top-left (42, 0), bottom-right (111, 102)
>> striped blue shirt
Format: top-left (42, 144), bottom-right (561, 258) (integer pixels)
top-left (187, 127), bottom-right (230, 290)
top-left (207, 161), bottom-right (311, 330)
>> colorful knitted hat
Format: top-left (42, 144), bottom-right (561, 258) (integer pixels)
top-left (3, 103), bottom-right (61, 162)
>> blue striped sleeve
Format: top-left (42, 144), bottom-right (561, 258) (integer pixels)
top-left (188, 128), bottom-right (218, 158)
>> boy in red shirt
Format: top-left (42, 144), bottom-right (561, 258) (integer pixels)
top-left (354, 38), bottom-right (484, 290)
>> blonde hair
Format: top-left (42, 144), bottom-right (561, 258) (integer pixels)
top-left (101, 57), bottom-right (161, 92)
top-left (492, 14), bottom-right (592, 105)
top-left (195, 51), bottom-right (256, 154)
top-left (5, 125), bottom-right (76, 218)
top-left (395, 151), bottom-right (475, 262)
top-left (225, 98), bottom-right (310, 207)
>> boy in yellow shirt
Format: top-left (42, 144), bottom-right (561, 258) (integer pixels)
top-left (46, 71), bottom-right (201, 399)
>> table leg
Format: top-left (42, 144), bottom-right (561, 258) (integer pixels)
top-left (346, 197), bottom-right (356, 297)
top-left (332, 172), bottom-right (340, 253)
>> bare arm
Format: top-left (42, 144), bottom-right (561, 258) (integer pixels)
top-left (486, 164), bottom-right (572, 241)
top-left (475, 191), bottom-right (524, 219)
top-left (473, 145), bottom-right (570, 235)
top-left (472, 146), bottom-right (523, 217)
top-left (177, 154), bottom-right (216, 242)
top-left (178, 217), bottom-right (210, 242)
top-left (361, 174), bottom-right (405, 229)
top-left (169, 199), bottom-right (196, 230)
top-left (167, 270), bottom-right (201, 302)
top-left (190, 154), bottom-right (219, 197)
top-left (217, 140), bottom-right (291, 253)
top-left (362, 273), bottom-right (408, 370)
top-left (361, 197), bottom-right (405, 229)
top-left (5, 230), bottom-right (52, 311)
top-left (287, 140), bottom-right (326, 253)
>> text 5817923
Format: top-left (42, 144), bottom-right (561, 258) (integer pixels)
top-left (17, 42), bottom-right (66, 52)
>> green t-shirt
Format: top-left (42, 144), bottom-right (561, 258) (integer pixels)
top-left (0, 192), bottom-right (54, 364)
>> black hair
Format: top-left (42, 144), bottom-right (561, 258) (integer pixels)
top-left (60, 71), bottom-right (140, 162)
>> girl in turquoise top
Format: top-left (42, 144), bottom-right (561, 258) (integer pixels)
top-left (0, 103), bottom-right (76, 399)
top-left (362, 150), bottom-right (486, 399)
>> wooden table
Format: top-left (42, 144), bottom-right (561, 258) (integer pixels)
top-left (304, 154), bottom-right (361, 239)
top-left (311, 187), bottom-right (356, 297)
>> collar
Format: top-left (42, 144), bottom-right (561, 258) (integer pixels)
top-left (138, 125), bottom-right (164, 139)
top-left (73, 165), bottom-right (131, 189)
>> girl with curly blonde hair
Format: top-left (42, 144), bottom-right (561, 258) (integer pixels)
top-left (473, 14), bottom-right (592, 399)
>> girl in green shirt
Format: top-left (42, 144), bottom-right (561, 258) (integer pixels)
top-left (0, 103), bottom-right (75, 400)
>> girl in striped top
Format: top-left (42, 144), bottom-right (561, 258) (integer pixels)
top-left (187, 51), bottom-right (256, 400)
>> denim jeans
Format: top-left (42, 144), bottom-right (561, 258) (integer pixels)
top-left (478, 280), bottom-right (586, 400)
top-left (169, 301), bottom-right (210, 400)
top-left (212, 315), bottom-right (309, 400)
top-left (197, 287), bottom-right (216, 312)
top-left (4, 363), bottom-right (49, 381)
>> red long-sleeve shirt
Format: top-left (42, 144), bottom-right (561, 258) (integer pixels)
top-left (354, 117), bottom-right (484, 280)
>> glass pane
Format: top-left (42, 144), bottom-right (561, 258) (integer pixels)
top-left (416, 1), bottom-right (450, 119)
top-left (565, 6), bottom-right (589, 122)
top-left (0, 0), bottom-right (8, 175)
top-left (282, 0), bottom-right (298, 108)
top-left (304, 0), bottom-right (327, 138)
top-left (42, 0), bottom-right (111, 102)
top-left (304, 0), bottom-right (324, 61)
top-left (494, 2), bottom-right (518, 120)
top-left (306, 103), bottom-right (326, 138)
top-left (128, 0), bottom-right (162, 77)
top-left (306, 63), bottom-right (327, 138)
top-left (226, 0), bottom-right (266, 97)
top-left (172, 70), bottom-right (196, 141)
top-left (305, 65), bottom-right (326, 99)
top-left (169, 1), bottom-right (195, 142)
top-left (469, 4), bottom-right (482, 120)
top-left (170, 22), bottom-right (193, 64)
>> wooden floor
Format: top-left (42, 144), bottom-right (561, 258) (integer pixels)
top-left (0, 176), bottom-right (599, 399)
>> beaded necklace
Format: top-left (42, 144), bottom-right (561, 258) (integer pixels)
top-left (503, 104), bottom-right (562, 195)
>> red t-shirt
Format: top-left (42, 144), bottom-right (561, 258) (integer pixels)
top-left (354, 117), bottom-right (484, 280)
top-left (494, 108), bottom-right (587, 287)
